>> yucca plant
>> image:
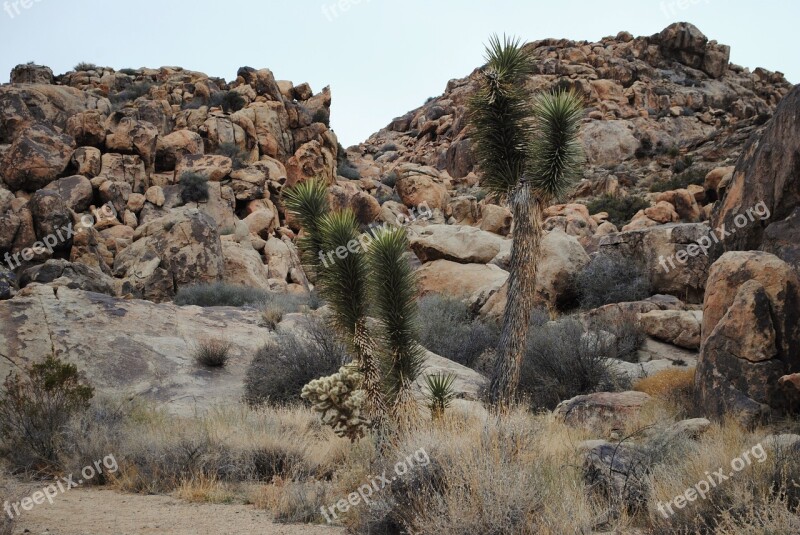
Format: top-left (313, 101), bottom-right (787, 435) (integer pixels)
top-left (368, 226), bottom-right (426, 422)
top-left (282, 179), bottom-right (330, 278)
top-left (469, 35), bottom-right (584, 406)
top-left (424, 373), bottom-right (457, 420)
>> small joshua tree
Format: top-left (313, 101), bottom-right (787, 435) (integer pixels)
top-left (424, 373), bottom-right (457, 420)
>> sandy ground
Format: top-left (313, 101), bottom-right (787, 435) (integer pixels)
top-left (12, 488), bottom-right (344, 535)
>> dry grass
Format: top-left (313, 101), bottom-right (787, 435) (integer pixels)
top-left (0, 472), bottom-right (16, 535)
top-left (9, 393), bottom-right (800, 534)
top-left (635, 367), bottom-right (696, 414)
top-left (193, 339), bottom-right (232, 368)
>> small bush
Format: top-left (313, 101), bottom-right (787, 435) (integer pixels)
top-left (311, 108), bottom-right (330, 127)
top-left (381, 170), bottom-right (398, 188)
top-left (518, 317), bottom-right (631, 410)
top-left (0, 356), bottom-right (94, 472)
top-left (110, 81), bottom-right (153, 104)
top-left (634, 368), bottom-right (695, 409)
top-left (175, 282), bottom-right (268, 307)
top-left (215, 142), bottom-right (248, 170)
top-left (416, 294), bottom-right (500, 368)
top-left (194, 339), bottom-right (232, 368)
top-left (337, 161), bottom-right (361, 180)
top-left (577, 254), bottom-right (651, 310)
top-left (244, 317), bottom-right (349, 406)
top-left (208, 91), bottom-right (246, 113)
top-left (74, 62), bottom-right (98, 71)
top-left (118, 67), bottom-right (138, 76)
top-left (586, 194), bottom-right (650, 227)
top-left (179, 172), bottom-right (210, 204)
top-left (649, 167), bottom-right (705, 193)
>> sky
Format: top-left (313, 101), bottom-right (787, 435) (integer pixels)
top-left (0, 0), bottom-right (797, 146)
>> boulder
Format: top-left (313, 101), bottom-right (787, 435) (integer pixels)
top-left (639, 309), bottom-right (702, 349)
top-left (10, 63), bottom-right (54, 84)
top-left (66, 110), bottom-right (106, 147)
top-left (1, 123), bottom-right (75, 191)
top-left (221, 240), bottom-right (270, 289)
top-left (555, 391), bottom-right (652, 427)
top-left (19, 259), bottom-right (116, 296)
top-left (580, 120), bottom-right (638, 167)
top-left (656, 189), bottom-right (702, 222)
top-left (113, 208), bottom-right (224, 302)
top-left (69, 146), bottom-right (102, 178)
top-left (409, 224), bottom-right (508, 264)
top-left (155, 129), bottom-right (204, 172)
top-left (696, 252), bottom-right (800, 425)
top-left (479, 204), bottom-right (513, 236)
top-left (0, 265), bottom-right (15, 300)
top-left (416, 260), bottom-right (508, 312)
top-left (712, 84), bottom-right (800, 274)
top-left (174, 153), bottom-right (232, 182)
top-left (29, 190), bottom-right (72, 253)
top-left (97, 153), bottom-right (148, 193)
top-left (104, 114), bottom-right (159, 170)
top-left (394, 164), bottom-right (449, 210)
top-left (48, 175), bottom-right (93, 212)
top-left (285, 140), bottom-right (336, 187)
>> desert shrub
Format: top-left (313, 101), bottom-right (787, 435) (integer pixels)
top-left (337, 160), bottom-right (361, 180)
top-left (208, 90), bottom-right (246, 113)
top-left (518, 317), bottom-right (630, 410)
top-left (74, 62), bottom-right (97, 71)
top-left (194, 339), bottom-right (232, 368)
top-left (215, 142), bottom-right (248, 170)
top-left (381, 170), bottom-right (398, 188)
top-left (586, 194), bottom-right (650, 227)
top-left (311, 108), bottom-right (330, 127)
top-left (109, 81), bottom-right (153, 104)
top-left (634, 368), bottom-right (696, 411)
top-left (649, 167), bottom-right (706, 193)
top-left (179, 171), bottom-right (210, 204)
top-left (175, 282), bottom-right (267, 307)
top-left (584, 309), bottom-right (647, 362)
top-left (577, 254), bottom-right (651, 310)
top-left (244, 317), bottom-right (350, 406)
top-left (416, 294), bottom-right (500, 368)
top-left (118, 67), bottom-right (138, 76)
top-left (0, 356), bottom-right (94, 472)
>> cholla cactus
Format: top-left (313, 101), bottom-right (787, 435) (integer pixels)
top-left (301, 365), bottom-right (368, 442)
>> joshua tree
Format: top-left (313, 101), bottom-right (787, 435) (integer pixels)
top-left (284, 180), bottom-right (424, 426)
top-left (468, 35), bottom-right (584, 406)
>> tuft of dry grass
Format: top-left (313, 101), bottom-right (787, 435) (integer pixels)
top-left (193, 339), bottom-right (232, 368)
top-left (634, 367), bottom-right (696, 414)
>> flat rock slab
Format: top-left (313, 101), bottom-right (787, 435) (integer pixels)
top-left (554, 391), bottom-right (653, 427)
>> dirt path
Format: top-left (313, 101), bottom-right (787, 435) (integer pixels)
top-left (13, 487), bottom-right (344, 535)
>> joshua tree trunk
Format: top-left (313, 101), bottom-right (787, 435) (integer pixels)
top-left (353, 318), bottom-right (388, 422)
top-left (487, 180), bottom-right (543, 406)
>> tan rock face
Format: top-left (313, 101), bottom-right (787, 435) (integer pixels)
top-left (409, 224), bottom-right (508, 265)
top-left (155, 130), bottom-right (204, 172)
top-left (48, 175), bottom-right (93, 212)
top-left (555, 391), bottom-right (652, 427)
top-left (394, 164), bottom-right (449, 210)
top-left (639, 309), bottom-right (702, 349)
top-left (580, 120), bottom-right (639, 168)
top-left (113, 208), bottom-right (224, 302)
top-left (1, 123), bottom-right (76, 191)
top-left (479, 204), bottom-right (512, 236)
top-left (66, 110), bottom-right (106, 147)
top-left (70, 146), bottom-right (102, 178)
top-left (285, 140), bottom-right (336, 188)
top-left (696, 252), bottom-right (800, 425)
top-left (221, 240), bottom-right (270, 289)
top-left (656, 189), bottom-right (702, 222)
top-left (104, 114), bottom-right (159, 171)
top-left (417, 260), bottom-right (508, 312)
top-left (175, 154), bottom-right (232, 182)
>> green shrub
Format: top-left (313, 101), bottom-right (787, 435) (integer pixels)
top-left (649, 167), bottom-right (706, 193)
top-left (118, 68), bottom-right (138, 76)
top-left (74, 62), bottom-right (98, 71)
top-left (209, 91), bottom-right (246, 113)
top-left (586, 194), bottom-right (650, 227)
top-left (179, 172), bottom-right (210, 204)
top-left (311, 108), bottom-right (330, 127)
top-left (244, 317), bottom-right (349, 406)
top-left (381, 170), bottom-right (398, 188)
top-left (109, 81), bottom-right (153, 104)
top-left (577, 254), bottom-right (651, 310)
top-left (0, 356), bottom-right (94, 472)
top-left (194, 339), bottom-right (232, 368)
top-left (215, 142), bottom-right (248, 170)
top-left (416, 295), bottom-right (499, 368)
top-left (518, 317), bottom-right (631, 410)
top-left (175, 282), bottom-right (267, 307)
top-left (337, 161), bottom-right (361, 180)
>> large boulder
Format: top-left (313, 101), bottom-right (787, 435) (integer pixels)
top-left (19, 259), bottom-right (116, 296)
top-left (0, 124), bottom-right (75, 191)
top-left (696, 252), bottom-right (800, 425)
top-left (221, 240), bottom-right (270, 289)
top-left (47, 175), bottom-right (93, 212)
top-left (639, 309), bottom-right (702, 349)
top-left (155, 129), bottom-right (204, 172)
top-left (29, 190), bottom-right (72, 253)
top-left (104, 114), bottom-right (159, 170)
top-left (285, 140), bottom-right (336, 187)
top-left (394, 164), bottom-right (449, 210)
top-left (712, 84), bottom-right (800, 274)
top-left (409, 224), bottom-right (508, 264)
top-left (113, 208), bottom-right (224, 302)
top-left (10, 63), bottom-right (54, 85)
top-left (416, 260), bottom-right (508, 312)
top-left (581, 120), bottom-right (638, 168)
top-left (597, 223), bottom-right (713, 303)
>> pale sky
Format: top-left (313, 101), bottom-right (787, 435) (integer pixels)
top-left (1, 0), bottom-right (797, 146)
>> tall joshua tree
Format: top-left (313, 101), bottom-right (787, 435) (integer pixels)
top-left (469, 35), bottom-right (584, 406)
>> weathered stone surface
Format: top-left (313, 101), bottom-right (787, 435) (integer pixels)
top-left (394, 164), bottom-right (449, 210)
top-left (19, 259), bottom-right (116, 296)
top-left (105, 114), bottom-right (159, 170)
top-left (285, 140), bottom-right (335, 187)
top-left (175, 154), bottom-right (232, 182)
top-left (417, 260), bottom-right (508, 312)
top-left (712, 84), bottom-right (800, 273)
top-left (555, 391), bottom-right (652, 427)
top-left (47, 175), bottom-right (93, 212)
top-left (221, 240), bottom-right (270, 289)
top-left (155, 129), bottom-right (204, 172)
top-left (696, 252), bottom-right (800, 425)
top-left (1, 124), bottom-right (75, 191)
top-left (113, 208), bottom-right (224, 302)
top-left (409, 224), bottom-right (508, 264)
top-left (639, 309), bottom-right (702, 349)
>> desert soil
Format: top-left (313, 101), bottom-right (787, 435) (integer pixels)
top-left (12, 487), bottom-right (344, 535)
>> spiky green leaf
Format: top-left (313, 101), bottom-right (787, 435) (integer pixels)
top-left (283, 179), bottom-right (330, 273)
